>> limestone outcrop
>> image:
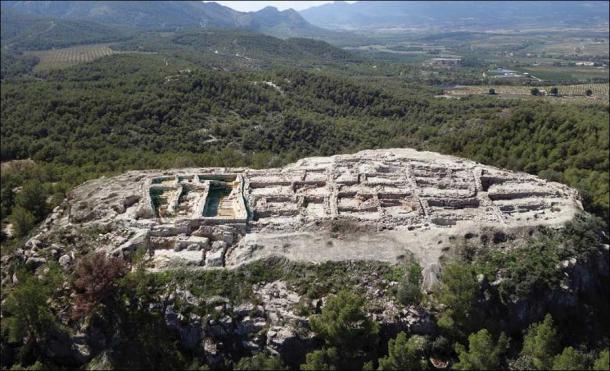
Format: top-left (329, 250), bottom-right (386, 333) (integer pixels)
top-left (28, 148), bottom-right (582, 271)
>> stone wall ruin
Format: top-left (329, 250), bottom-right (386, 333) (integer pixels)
top-left (43, 149), bottom-right (582, 271)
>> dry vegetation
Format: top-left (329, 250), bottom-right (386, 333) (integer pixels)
top-left (26, 43), bottom-right (115, 71)
top-left (541, 40), bottom-right (609, 57)
top-left (445, 83), bottom-right (609, 102)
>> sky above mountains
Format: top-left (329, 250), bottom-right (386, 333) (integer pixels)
top-left (210, 1), bottom-right (355, 12)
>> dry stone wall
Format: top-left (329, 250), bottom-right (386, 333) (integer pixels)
top-left (30, 148), bottom-right (582, 271)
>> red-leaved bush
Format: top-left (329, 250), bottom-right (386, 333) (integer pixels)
top-left (71, 252), bottom-right (128, 319)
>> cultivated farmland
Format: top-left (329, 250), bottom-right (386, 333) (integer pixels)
top-left (445, 83), bottom-right (609, 102)
top-left (26, 44), bottom-right (115, 71)
top-left (552, 83), bottom-right (609, 96)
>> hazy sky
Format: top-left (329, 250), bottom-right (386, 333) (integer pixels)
top-left (208, 1), bottom-right (355, 12)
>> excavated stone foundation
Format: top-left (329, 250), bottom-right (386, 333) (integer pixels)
top-left (31, 149), bottom-right (582, 276)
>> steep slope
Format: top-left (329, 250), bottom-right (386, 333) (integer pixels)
top-left (1, 1), bottom-right (328, 39)
top-left (301, 1), bottom-right (610, 30)
top-left (1, 1), bottom-right (229, 28)
top-left (0, 8), bottom-right (127, 51)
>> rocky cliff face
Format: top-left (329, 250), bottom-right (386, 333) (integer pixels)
top-left (1, 149), bottom-right (600, 369)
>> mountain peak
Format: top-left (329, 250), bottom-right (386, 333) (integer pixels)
top-left (257, 5), bottom-right (281, 13)
top-left (301, 1), bottom-right (609, 30)
top-left (2, 1), bottom-right (326, 38)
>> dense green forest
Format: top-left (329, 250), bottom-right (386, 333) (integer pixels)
top-left (110, 28), bottom-right (362, 70)
top-left (0, 9), bottom-right (129, 51)
top-left (0, 10), bottom-right (608, 369)
top-left (0, 52), bottom-right (38, 80)
top-left (2, 53), bottom-right (608, 226)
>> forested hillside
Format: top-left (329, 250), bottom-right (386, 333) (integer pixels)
top-left (0, 9), bottom-right (128, 51)
top-left (1, 53), bottom-right (607, 225)
top-left (1, 4), bottom-right (608, 369)
top-left (112, 29), bottom-right (361, 68)
top-left (1, 1), bottom-right (330, 39)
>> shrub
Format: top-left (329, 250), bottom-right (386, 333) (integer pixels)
top-left (236, 353), bottom-right (287, 370)
top-left (309, 290), bottom-right (379, 368)
top-left (72, 252), bottom-right (128, 319)
top-left (4, 275), bottom-right (56, 343)
top-left (593, 349), bottom-right (609, 370)
top-left (2, 268), bottom-right (63, 368)
top-left (520, 314), bottom-right (560, 370)
top-left (301, 347), bottom-right (339, 370)
top-left (310, 290), bottom-right (378, 350)
top-left (454, 329), bottom-right (509, 370)
top-left (436, 263), bottom-right (479, 335)
top-left (430, 336), bottom-right (452, 358)
top-left (9, 206), bottom-right (36, 238)
top-left (396, 262), bottom-right (423, 306)
top-left (378, 332), bottom-right (429, 370)
top-left (14, 180), bottom-right (49, 222)
top-left (551, 347), bottom-right (588, 370)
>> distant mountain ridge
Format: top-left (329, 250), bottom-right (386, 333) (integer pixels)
top-left (300, 1), bottom-right (610, 31)
top-left (0, 1), bottom-right (327, 38)
top-left (0, 8), bottom-right (128, 51)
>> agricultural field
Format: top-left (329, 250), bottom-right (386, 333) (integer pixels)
top-left (519, 65), bottom-right (609, 82)
top-left (25, 43), bottom-right (115, 71)
top-left (444, 83), bottom-right (609, 103)
top-left (551, 83), bottom-right (610, 96)
top-left (540, 39), bottom-right (609, 58)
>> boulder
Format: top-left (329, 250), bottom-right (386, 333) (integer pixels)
top-left (203, 337), bottom-right (223, 366)
top-left (123, 195), bottom-right (140, 208)
top-left (186, 243), bottom-right (200, 251)
top-left (234, 302), bottom-right (256, 317)
top-left (422, 263), bottom-right (441, 293)
top-left (176, 289), bottom-right (200, 306)
top-left (71, 332), bottom-right (91, 363)
top-left (206, 296), bottom-right (230, 306)
top-left (25, 238), bottom-right (42, 249)
top-left (211, 240), bottom-right (227, 251)
top-left (150, 224), bottom-right (184, 237)
top-left (206, 246), bottom-right (225, 267)
top-left (235, 316), bottom-right (267, 336)
top-left (58, 254), bottom-right (72, 269)
top-left (175, 236), bottom-right (209, 251)
top-left (114, 230), bottom-right (149, 256)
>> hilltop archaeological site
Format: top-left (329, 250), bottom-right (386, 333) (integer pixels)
top-left (26, 148), bottom-right (582, 280)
